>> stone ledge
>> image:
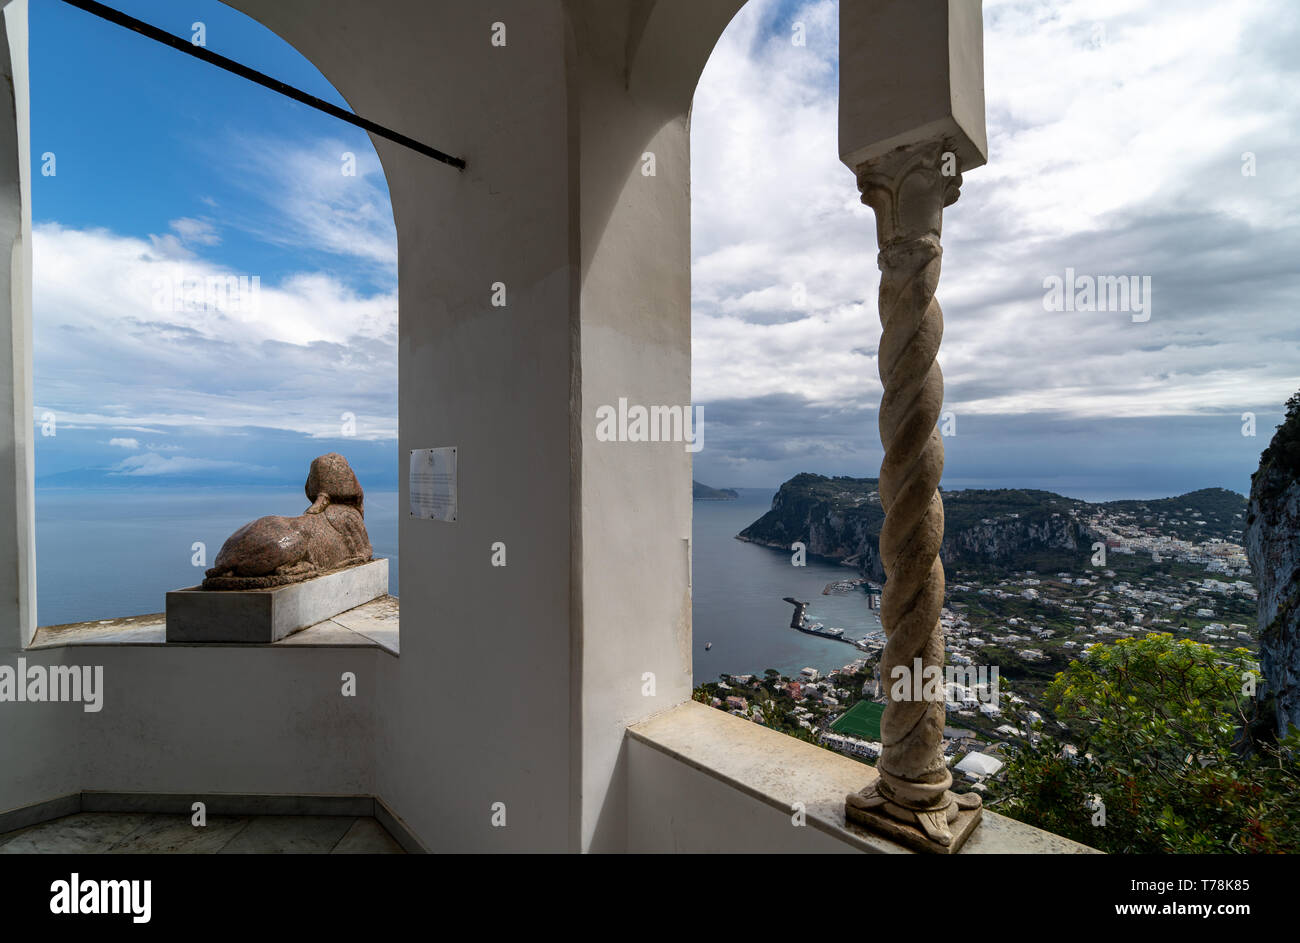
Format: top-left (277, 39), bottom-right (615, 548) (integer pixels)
top-left (627, 700), bottom-right (1099, 854)
top-left (28, 595), bottom-right (400, 655)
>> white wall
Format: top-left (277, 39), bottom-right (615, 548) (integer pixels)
top-left (567, 0), bottom-right (744, 851)
top-left (0, 0), bottom-right (78, 820)
top-left (74, 647), bottom-right (379, 799)
top-left (627, 738), bottom-right (865, 853)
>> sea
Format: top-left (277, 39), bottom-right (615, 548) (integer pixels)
top-left (34, 487), bottom-right (400, 627)
top-left (35, 484), bottom-right (874, 685)
top-left (691, 488), bottom-right (883, 685)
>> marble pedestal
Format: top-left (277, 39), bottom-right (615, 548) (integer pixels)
top-left (166, 559), bottom-right (388, 643)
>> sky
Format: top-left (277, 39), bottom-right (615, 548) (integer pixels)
top-left (690, 0), bottom-right (1300, 499)
top-left (29, 0), bottom-right (1300, 502)
top-left (31, 0), bottom-right (398, 489)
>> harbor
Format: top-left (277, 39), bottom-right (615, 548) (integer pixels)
top-left (693, 490), bottom-right (888, 684)
top-left (822, 578), bottom-right (882, 611)
top-left (783, 593), bottom-right (884, 653)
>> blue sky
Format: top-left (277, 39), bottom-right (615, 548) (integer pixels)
top-left (30, 0), bottom-right (1300, 503)
top-left (32, 0), bottom-right (398, 489)
top-left (32, 0), bottom-right (394, 286)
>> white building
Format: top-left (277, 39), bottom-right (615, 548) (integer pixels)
top-left (955, 752), bottom-right (1004, 781)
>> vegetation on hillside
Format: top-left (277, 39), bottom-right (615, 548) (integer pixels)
top-left (1100, 487), bottom-right (1248, 543)
top-left (1250, 390), bottom-right (1300, 515)
top-left (998, 634), bottom-right (1300, 853)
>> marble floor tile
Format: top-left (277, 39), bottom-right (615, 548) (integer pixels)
top-left (0, 812), bottom-right (403, 854)
top-left (0, 812), bottom-right (153, 854)
top-left (217, 815), bottom-right (356, 854)
top-left (107, 814), bottom-right (253, 854)
top-left (330, 816), bottom-right (405, 854)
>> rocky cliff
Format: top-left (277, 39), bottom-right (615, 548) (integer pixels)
top-left (735, 474), bottom-right (886, 576)
top-left (1246, 392), bottom-right (1300, 738)
top-left (940, 505), bottom-right (1086, 563)
top-left (737, 473), bottom-right (1094, 579)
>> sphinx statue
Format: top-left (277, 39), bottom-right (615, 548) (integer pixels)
top-left (202, 453), bottom-right (374, 590)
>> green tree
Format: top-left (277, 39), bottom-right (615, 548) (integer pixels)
top-left (1258, 392), bottom-right (1300, 477)
top-left (999, 633), bottom-right (1300, 853)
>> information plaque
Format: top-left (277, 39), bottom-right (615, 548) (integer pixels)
top-left (410, 447), bottom-right (457, 521)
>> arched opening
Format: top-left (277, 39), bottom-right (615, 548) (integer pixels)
top-left (689, 0), bottom-right (883, 702)
top-left (29, 0), bottom-right (399, 632)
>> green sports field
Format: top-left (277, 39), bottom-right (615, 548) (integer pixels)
top-left (830, 700), bottom-right (884, 740)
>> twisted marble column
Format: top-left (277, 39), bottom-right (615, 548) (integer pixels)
top-left (845, 140), bottom-right (980, 849)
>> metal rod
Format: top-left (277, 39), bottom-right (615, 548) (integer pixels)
top-left (57, 0), bottom-right (466, 170)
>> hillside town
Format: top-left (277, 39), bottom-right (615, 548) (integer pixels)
top-left (697, 491), bottom-right (1261, 798)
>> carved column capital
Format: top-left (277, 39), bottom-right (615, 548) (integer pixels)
top-left (855, 140), bottom-right (962, 256)
top-left (844, 139), bottom-right (981, 853)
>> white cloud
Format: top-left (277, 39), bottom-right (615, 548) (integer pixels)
top-left (107, 437), bottom-right (139, 449)
top-left (37, 223), bottom-right (395, 347)
top-left (110, 453), bottom-right (271, 477)
top-left (169, 217), bottom-right (221, 247)
top-left (690, 0), bottom-right (1300, 419)
top-left (33, 223), bottom-right (397, 441)
top-left (208, 135), bottom-right (398, 273)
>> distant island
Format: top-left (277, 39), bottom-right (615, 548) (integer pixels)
top-left (693, 480), bottom-right (739, 501)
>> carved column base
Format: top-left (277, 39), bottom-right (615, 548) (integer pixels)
top-left (845, 779), bottom-right (983, 854)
